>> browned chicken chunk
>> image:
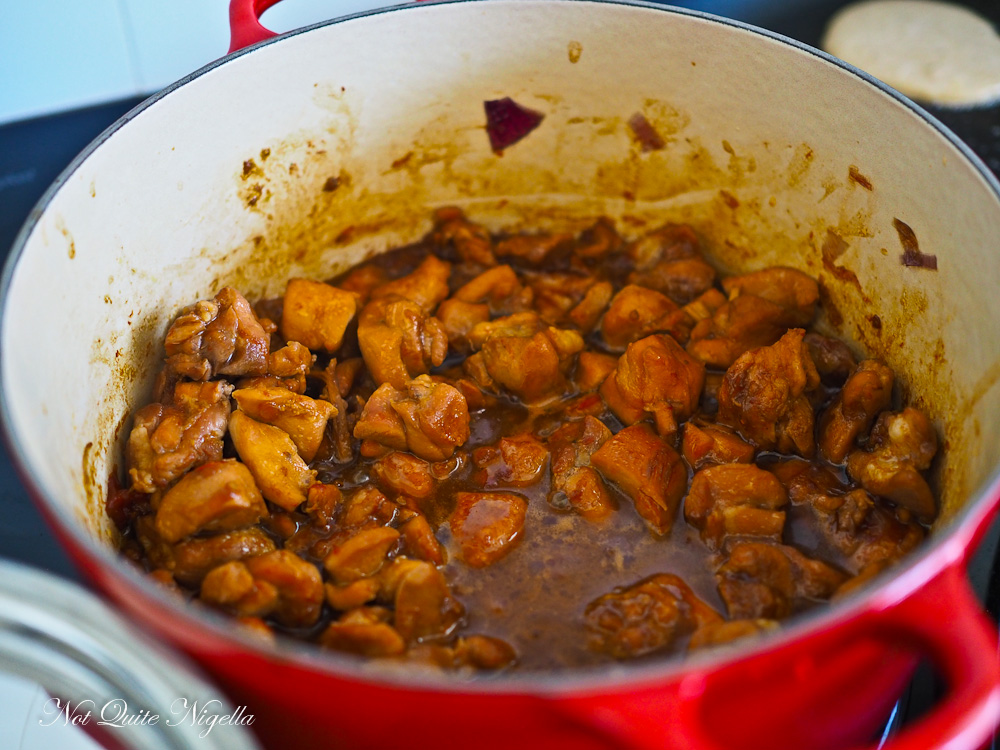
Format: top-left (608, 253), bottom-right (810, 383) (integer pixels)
top-left (154, 460), bottom-right (267, 543)
top-left (232, 385), bottom-right (336, 462)
top-left (280, 278), bottom-right (358, 353)
top-left (319, 607), bottom-right (406, 657)
top-left (717, 328), bottom-right (820, 456)
top-left (126, 381), bottom-right (232, 493)
top-left (682, 420), bottom-right (755, 469)
top-left (229, 410), bottom-right (317, 511)
top-left (430, 207), bottom-right (496, 267)
top-left (631, 257), bottom-right (717, 306)
top-left (164, 287), bottom-right (269, 380)
top-left (467, 313), bottom-right (584, 402)
top-left (584, 574), bottom-right (722, 659)
top-left (590, 424), bottom-right (687, 535)
top-left (450, 491), bottom-right (528, 567)
top-left (393, 561), bottom-right (464, 643)
top-left (372, 451), bottom-right (437, 500)
top-left (357, 296), bottom-right (449, 389)
top-left (846, 407), bottom-right (938, 522)
top-left (684, 464), bottom-right (788, 550)
top-left (818, 360), bottom-right (894, 463)
top-left (804, 332), bottom-right (857, 385)
top-left (720, 267), bottom-right (819, 327)
top-left (473, 434), bottom-right (550, 488)
top-left (548, 416), bottom-right (615, 521)
top-left (200, 549), bottom-right (323, 627)
top-left (626, 223), bottom-right (701, 271)
top-left (717, 542), bottom-right (847, 619)
top-left (686, 293), bottom-right (799, 369)
top-left (496, 233), bottom-right (571, 266)
top-left (369, 254), bottom-right (452, 315)
top-left (353, 376), bottom-right (470, 461)
top-left (453, 265), bottom-right (533, 316)
top-left (324, 527), bottom-right (401, 584)
top-left (600, 285), bottom-right (679, 351)
top-left (435, 298), bottom-right (490, 353)
top-left (601, 334), bottom-right (705, 438)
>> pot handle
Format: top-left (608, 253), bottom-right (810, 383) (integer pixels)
top-left (228, 0), bottom-right (431, 53)
top-left (554, 564), bottom-right (1000, 750)
top-left (850, 564), bottom-right (1000, 750)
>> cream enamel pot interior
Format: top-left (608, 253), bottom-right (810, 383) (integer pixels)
top-left (3, 1), bottom-right (1000, 749)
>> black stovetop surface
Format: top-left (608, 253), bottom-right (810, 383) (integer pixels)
top-left (1, 1), bottom-right (998, 744)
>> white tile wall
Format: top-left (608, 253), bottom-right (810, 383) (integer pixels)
top-left (0, 0), bottom-right (402, 125)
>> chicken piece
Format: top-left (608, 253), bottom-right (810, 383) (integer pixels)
top-left (684, 464), bottom-right (789, 550)
top-left (136, 515), bottom-right (274, 587)
top-left (340, 487), bottom-right (399, 530)
top-left (525, 272), bottom-right (597, 325)
top-left (353, 376), bottom-right (470, 461)
top-left (232, 385), bottom-right (336, 462)
top-left (126, 381), bottom-right (233, 493)
top-left (357, 296), bottom-right (449, 389)
top-left (400, 515), bottom-right (446, 565)
top-left (324, 527), bottom-right (401, 584)
top-left (808, 485), bottom-right (924, 573)
top-left (249, 341), bottom-right (314, 393)
top-left (472, 434), bottom-right (549, 488)
top-left (372, 451), bottom-right (437, 500)
top-left (804, 333), bottom-right (857, 385)
top-left (450, 491), bottom-right (528, 567)
top-left (430, 206), bottom-right (497, 267)
top-left (717, 328), bottom-right (821, 456)
top-left (574, 351), bottom-right (619, 392)
top-left (568, 281), bottom-right (614, 332)
top-left (393, 561), bottom-right (464, 642)
top-left (435, 298), bottom-right (490, 352)
top-left (320, 607), bottom-right (407, 657)
top-left (717, 542), bottom-right (847, 619)
top-left (451, 635), bottom-right (518, 670)
top-left (548, 416), bottom-right (615, 521)
top-left (626, 223), bottom-right (701, 272)
top-left (721, 267), bottom-right (819, 327)
top-left (467, 313), bottom-right (584, 403)
top-left (590, 424), bottom-right (687, 535)
top-left (453, 265), bottom-right (533, 316)
top-left (369, 255), bottom-right (452, 315)
top-left (846, 407), bottom-right (938, 522)
top-left (495, 232), bottom-right (571, 266)
top-left (686, 294), bottom-right (798, 369)
top-left (229, 410), bottom-right (317, 511)
top-left (154, 460), bottom-right (267, 544)
top-left (600, 285), bottom-right (679, 351)
top-left (584, 574), bottom-right (722, 659)
top-left (574, 217), bottom-right (622, 260)
top-left (600, 334), bottom-right (705, 438)
top-left (631, 257), bottom-right (717, 305)
top-left (818, 360), bottom-right (894, 463)
top-left (688, 619), bottom-right (780, 650)
top-left (243, 550), bottom-right (324, 627)
top-left (304, 483), bottom-right (342, 526)
top-left (280, 278), bottom-right (358, 353)
top-left (164, 287), bottom-right (269, 380)
top-left (325, 578), bottom-right (381, 611)
top-left (682, 420), bottom-right (755, 470)
top-left (337, 264), bottom-right (388, 305)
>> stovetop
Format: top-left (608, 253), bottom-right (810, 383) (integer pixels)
top-left (1, 1), bottom-right (998, 746)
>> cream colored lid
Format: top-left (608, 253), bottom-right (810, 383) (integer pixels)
top-left (822, 0), bottom-right (1000, 107)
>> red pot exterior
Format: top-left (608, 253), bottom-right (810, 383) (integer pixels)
top-left (52, 487), bottom-right (997, 750)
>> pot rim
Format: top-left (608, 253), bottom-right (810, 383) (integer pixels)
top-left (2, 0), bottom-right (1000, 696)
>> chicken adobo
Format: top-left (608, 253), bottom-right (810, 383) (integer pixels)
top-left (113, 209), bottom-right (938, 671)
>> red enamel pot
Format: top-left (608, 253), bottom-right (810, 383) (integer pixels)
top-left (2, 1), bottom-right (999, 748)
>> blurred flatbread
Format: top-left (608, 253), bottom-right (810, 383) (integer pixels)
top-left (822, 0), bottom-right (1000, 107)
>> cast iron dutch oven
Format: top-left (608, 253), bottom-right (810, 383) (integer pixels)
top-left (2, 1), bottom-right (1000, 748)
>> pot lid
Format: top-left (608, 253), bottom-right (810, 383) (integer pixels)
top-left (0, 559), bottom-right (261, 750)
